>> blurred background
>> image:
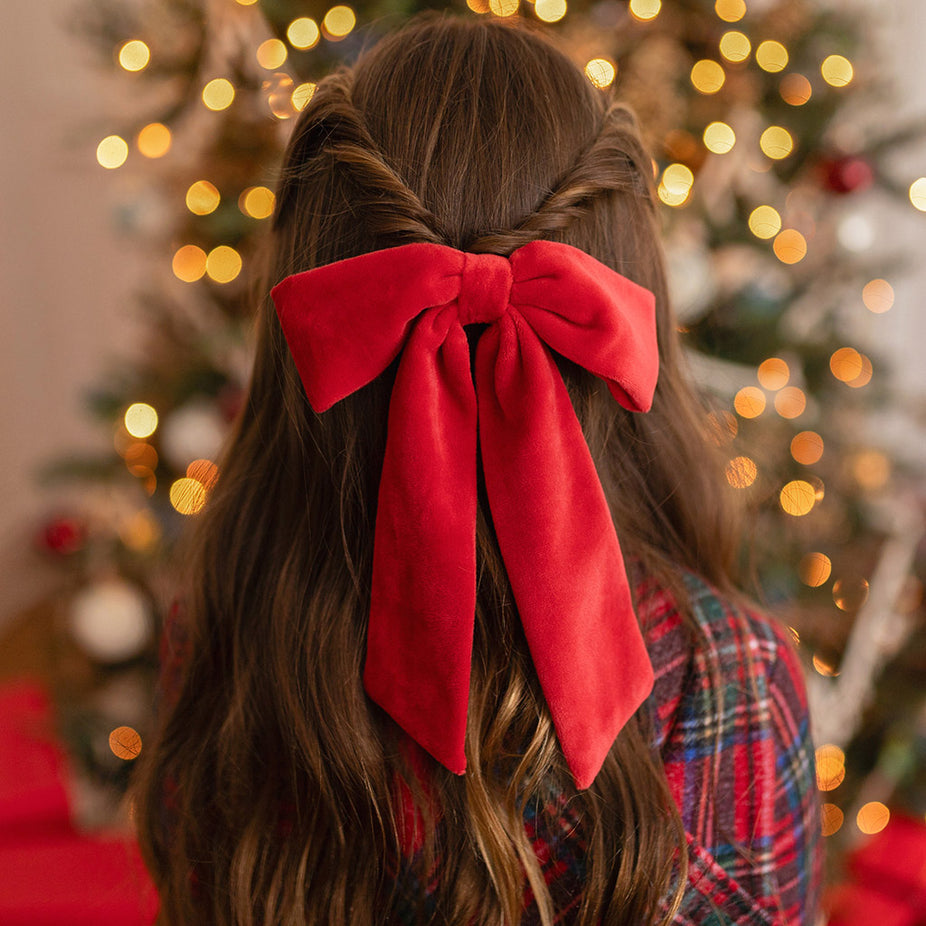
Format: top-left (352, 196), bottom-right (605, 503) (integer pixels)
top-left (1, 0), bottom-right (925, 922)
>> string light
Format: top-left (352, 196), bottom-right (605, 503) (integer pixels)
top-left (760, 126), bottom-right (794, 159)
top-left (323, 5), bottom-right (357, 35)
top-left (862, 278), bottom-right (894, 313)
top-left (287, 17), bottom-right (320, 49)
top-left (172, 245), bottom-right (207, 282)
top-left (703, 121), bottom-right (736, 154)
top-left (773, 229), bottom-right (807, 264)
top-left (780, 73), bottom-right (812, 106)
top-left (757, 357), bottom-right (789, 390)
top-left (719, 31), bottom-right (751, 63)
top-left (909, 178), bottom-right (926, 212)
top-left (585, 58), bottom-right (616, 89)
top-left (186, 180), bottom-right (221, 215)
top-left (774, 386), bottom-right (806, 419)
top-left (202, 78), bottom-right (235, 111)
top-left (857, 802), bottom-right (889, 835)
top-left (109, 726), bottom-right (142, 760)
top-left (734, 386), bottom-right (765, 418)
top-left (535, 0), bottom-right (567, 22)
top-left (170, 477), bottom-right (207, 515)
top-left (628, 0), bottom-right (660, 22)
top-left (725, 456), bottom-right (758, 488)
top-left (137, 123), bottom-right (171, 158)
top-left (256, 39), bottom-right (287, 69)
top-left (97, 135), bottom-right (128, 169)
top-left (118, 40), bottom-right (150, 72)
top-left (690, 59), bottom-right (725, 94)
top-left (780, 480), bottom-right (815, 517)
top-left (799, 552), bottom-right (831, 587)
top-left (124, 403), bottom-right (158, 439)
top-left (748, 205), bottom-right (781, 239)
top-left (791, 431), bottom-right (824, 465)
top-left (714, 0), bottom-right (746, 22)
top-left (821, 54), bottom-right (854, 87)
top-left (206, 246), bottom-right (243, 284)
top-left (292, 82), bottom-right (317, 111)
top-left (239, 186), bottom-right (275, 219)
top-left (756, 40), bottom-right (788, 73)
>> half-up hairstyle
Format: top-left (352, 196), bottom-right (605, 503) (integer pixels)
top-left (134, 14), bottom-right (741, 925)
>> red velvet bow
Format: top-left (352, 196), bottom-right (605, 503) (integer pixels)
top-left (271, 239), bottom-right (657, 789)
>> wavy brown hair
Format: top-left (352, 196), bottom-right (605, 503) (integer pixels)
top-left (133, 15), bottom-right (741, 925)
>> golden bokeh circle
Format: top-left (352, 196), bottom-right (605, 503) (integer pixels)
top-left (756, 40), bottom-right (789, 73)
top-left (780, 73), bottom-right (812, 106)
top-left (719, 31), bottom-right (751, 63)
top-left (774, 386), bottom-right (806, 419)
top-left (757, 357), bottom-right (789, 390)
top-left (691, 59), bottom-right (726, 94)
top-left (703, 121), bottom-right (736, 154)
top-left (202, 78), bottom-right (235, 111)
top-left (773, 229), bottom-right (807, 264)
top-left (109, 726), bottom-right (143, 760)
top-left (734, 386), bottom-right (766, 419)
top-left (629, 0), bottom-right (660, 21)
top-left (287, 17), bottom-right (320, 49)
top-left (536, 0), bottom-right (567, 21)
top-left (725, 456), bottom-right (758, 489)
top-left (791, 431), bottom-right (824, 466)
top-left (821, 54), bottom-right (854, 88)
top-left (862, 278), bottom-right (894, 313)
top-left (585, 58), bottom-right (616, 89)
top-left (137, 123), bottom-right (172, 159)
top-left (97, 135), bottom-right (128, 169)
top-left (206, 246), bottom-right (243, 284)
top-left (186, 180), bottom-right (221, 216)
top-left (780, 480), bottom-right (815, 517)
top-left (749, 205), bottom-right (782, 239)
top-left (799, 552), bottom-right (832, 588)
top-left (172, 245), bottom-right (208, 283)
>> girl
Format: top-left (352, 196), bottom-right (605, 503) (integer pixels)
top-left (135, 15), bottom-right (823, 925)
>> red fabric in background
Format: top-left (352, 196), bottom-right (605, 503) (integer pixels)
top-left (0, 679), bottom-right (158, 926)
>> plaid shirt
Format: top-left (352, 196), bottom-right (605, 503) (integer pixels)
top-left (159, 571), bottom-right (822, 924)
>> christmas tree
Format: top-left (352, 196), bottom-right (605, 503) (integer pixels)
top-left (32, 0), bottom-right (926, 903)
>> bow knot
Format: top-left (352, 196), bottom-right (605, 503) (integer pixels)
top-left (271, 240), bottom-right (659, 790)
top-left (457, 252), bottom-right (511, 326)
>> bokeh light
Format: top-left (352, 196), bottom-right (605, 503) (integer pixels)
top-left (816, 744), bottom-right (846, 790)
top-left (760, 126), bottom-right (794, 160)
top-left (703, 121), bottom-right (736, 154)
top-left (97, 135), bottom-right (128, 169)
top-left (125, 403), bottom-right (158, 439)
top-left (799, 552), bottom-right (832, 587)
top-left (292, 82), bottom-right (317, 111)
top-left (822, 54), bottom-right (854, 87)
top-left (585, 58), bottom-right (616, 89)
top-left (847, 354), bottom-right (873, 388)
top-left (170, 477), bottom-right (208, 515)
top-left (757, 357), bottom-right (789, 390)
top-left (857, 802), bottom-right (890, 835)
top-left (240, 186), bottom-right (276, 219)
top-left (734, 386), bottom-right (766, 418)
top-left (287, 17), bottom-right (320, 49)
top-left (719, 31), bottom-right (751, 63)
top-left (813, 655), bottom-right (839, 677)
top-left (324, 4), bottom-right (357, 34)
top-left (725, 456), bottom-right (758, 489)
top-left (137, 123), bottom-right (171, 158)
top-left (266, 73), bottom-right (295, 119)
top-left (756, 40), bottom-right (788, 73)
top-left (629, 0), bottom-right (660, 21)
top-left (749, 205), bottom-right (782, 239)
top-left (791, 431), bottom-right (824, 465)
top-left (780, 73), bottom-right (812, 106)
top-left (691, 59), bottom-right (726, 94)
top-left (119, 510), bottom-right (161, 552)
top-left (714, 0), bottom-right (745, 22)
top-left (862, 278), bottom-right (894, 313)
top-left (773, 229), bottom-right (807, 264)
top-left (852, 450), bottom-right (891, 490)
top-left (206, 246), bottom-right (243, 284)
top-left (109, 726), bottom-right (142, 760)
top-left (830, 347), bottom-right (863, 382)
top-left (186, 180), bottom-right (221, 216)
top-left (821, 804), bottom-right (844, 837)
top-left (535, 0), bottom-right (567, 22)
top-left (172, 245), bottom-right (207, 283)
top-left (833, 577), bottom-right (870, 612)
top-left (909, 178), bottom-right (926, 212)
top-left (202, 78), bottom-right (235, 111)
top-left (118, 40), bottom-right (150, 72)
top-left (256, 38), bottom-right (287, 69)
top-left (774, 386), bottom-right (806, 419)
top-left (780, 480), bottom-right (815, 517)
top-left (187, 459), bottom-right (219, 490)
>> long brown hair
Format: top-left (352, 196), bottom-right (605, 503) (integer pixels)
top-left (134, 15), bottom-right (741, 925)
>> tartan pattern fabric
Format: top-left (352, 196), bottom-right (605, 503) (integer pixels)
top-left (157, 571), bottom-right (822, 924)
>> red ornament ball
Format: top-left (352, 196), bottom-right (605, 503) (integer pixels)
top-left (820, 155), bottom-right (874, 194)
top-left (38, 515), bottom-right (88, 555)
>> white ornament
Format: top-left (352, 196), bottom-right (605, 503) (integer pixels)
top-left (159, 398), bottom-right (228, 470)
top-left (69, 578), bottom-right (153, 663)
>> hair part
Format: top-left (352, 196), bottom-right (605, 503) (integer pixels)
top-left (134, 14), bottom-right (740, 925)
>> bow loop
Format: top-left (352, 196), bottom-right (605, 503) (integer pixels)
top-left (271, 240), bottom-right (659, 790)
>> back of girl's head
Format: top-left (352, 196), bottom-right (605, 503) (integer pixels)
top-left (136, 14), bottom-right (739, 925)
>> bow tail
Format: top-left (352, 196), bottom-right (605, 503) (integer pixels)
top-left (475, 320), bottom-right (655, 789)
top-left (363, 311), bottom-right (478, 776)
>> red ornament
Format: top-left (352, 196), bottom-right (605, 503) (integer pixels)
top-left (37, 515), bottom-right (88, 556)
top-left (819, 155), bottom-right (874, 194)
